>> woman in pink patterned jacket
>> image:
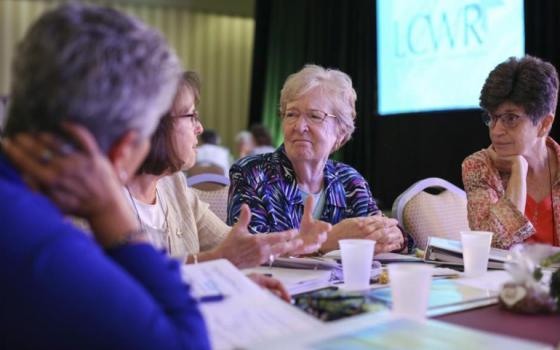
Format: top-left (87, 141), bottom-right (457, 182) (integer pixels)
top-left (462, 55), bottom-right (560, 249)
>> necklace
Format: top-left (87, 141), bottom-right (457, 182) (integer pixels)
top-left (550, 147), bottom-right (558, 246)
top-left (126, 186), bottom-right (172, 251)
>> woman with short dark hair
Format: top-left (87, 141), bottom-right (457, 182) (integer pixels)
top-left (462, 55), bottom-right (560, 248)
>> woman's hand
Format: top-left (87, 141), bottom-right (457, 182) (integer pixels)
top-left (373, 216), bottom-right (404, 253)
top-left (487, 146), bottom-right (528, 174)
top-left (2, 123), bottom-right (140, 247)
top-left (487, 146), bottom-right (528, 212)
top-left (321, 215), bottom-right (403, 253)
top-left (247, 273), bottom-right (291, 302)
top-left (210, 204), bottom-right (303, 269)
top-left (290, 196), bottom-right (331, 255)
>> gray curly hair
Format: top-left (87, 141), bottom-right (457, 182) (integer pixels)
top-left (3, 3), bottom-right (181, 152)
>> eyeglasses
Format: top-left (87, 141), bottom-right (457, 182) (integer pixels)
top-left (283, 109), bottom-right (337, 125)
top-left (172, 110), bottom-right (201, 125)
top-left (482, 111), bottom-right (527, 129)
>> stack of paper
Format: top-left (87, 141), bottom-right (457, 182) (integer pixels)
top-left (424, 236), bottom-right (510, 269)
top-left (181, 259), bottom-right (322, 350)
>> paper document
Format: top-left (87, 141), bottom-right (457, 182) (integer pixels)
top-left (181, 259), bottom-right (322, 350)
top-left (244, 266), bottom-right (333, 295)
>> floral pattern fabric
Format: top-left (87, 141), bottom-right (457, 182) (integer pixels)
top-left (462, 137), bottom-right (560, 249)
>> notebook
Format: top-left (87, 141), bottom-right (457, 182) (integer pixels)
top-left (424, 236), bottom-right (510, 269)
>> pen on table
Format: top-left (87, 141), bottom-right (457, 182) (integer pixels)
top-left (197, 294), bottom-right (227, 303)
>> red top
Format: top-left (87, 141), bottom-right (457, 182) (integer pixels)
top-left (525, 195), bottom-right (555, 245)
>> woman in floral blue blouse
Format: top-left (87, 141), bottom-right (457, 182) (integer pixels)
top-left (228, 65), bottom-right (410, 254)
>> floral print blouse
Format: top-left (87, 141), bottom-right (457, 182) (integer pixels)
top-left (462, 137), bottom-right (560, 249)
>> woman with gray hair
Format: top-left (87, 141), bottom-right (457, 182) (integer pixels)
top-left (1, 3), bottom-right (209, 349)
top-left (228, 64), bottom-right (409, 254)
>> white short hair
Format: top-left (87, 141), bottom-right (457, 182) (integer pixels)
top-left (279, 64), bottom-right (357, 150)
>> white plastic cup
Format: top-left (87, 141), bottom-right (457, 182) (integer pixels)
top-left (339, 239), bottom-right (376, 291)
top-left (460, 230), bottom-right (493, 277)
top-left (388, 263), bottom-right (433, 320)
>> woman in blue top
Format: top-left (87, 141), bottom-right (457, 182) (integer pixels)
top-left (228, 65), bottom-right (411, 254)
top-left (1, 4), bottom-right (208, 349)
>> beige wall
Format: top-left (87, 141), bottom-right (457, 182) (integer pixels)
top-left (0, 0), bottom-right (254, 151)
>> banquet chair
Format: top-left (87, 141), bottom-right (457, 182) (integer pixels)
top-left (391, 177), bottom-right (470, 249)
top-left (185, 164), bottom-right (230, 222)
top-left (191, 186), bottom-right (229, 223)
top-left (186, 163), bottom-right (230, 191)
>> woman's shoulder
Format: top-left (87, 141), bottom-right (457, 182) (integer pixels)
top-left (327, 160), bottom-right (367, 185)
top-left (158, 172), bottom-right (204, 214)
top-left (158, 172), bottom-right (188, 189)
top-left (157, 173), bottom-right (194, 202)
top-left (462, 148), bottom-right (491, 171)
top-left (232, 148), bottom-right (285, 174)
top-left (329, 159), bottom-right (364, 176)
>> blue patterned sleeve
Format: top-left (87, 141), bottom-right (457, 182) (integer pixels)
top-left (338, 166), bottom-right (380, 217)
top-left (227, 161), bottom-right (271, 233)
top-left (361, 180), bottom-right (380, 216)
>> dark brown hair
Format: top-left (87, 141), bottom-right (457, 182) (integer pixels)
top-left (480, 55), bottom-right (559, 124)
top-left (137, 71), bottom-right (201, 175)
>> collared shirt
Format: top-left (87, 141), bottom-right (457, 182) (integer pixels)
top-left (462, 137), bottom-right (560, 249)
top-left (227, 145), bottom-right (380, 232)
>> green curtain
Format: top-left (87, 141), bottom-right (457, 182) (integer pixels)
top-left (250, 0), bottom-right (560, 209)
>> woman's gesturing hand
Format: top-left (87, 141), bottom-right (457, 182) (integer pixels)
top-left (291, 196), bottom-right (331, 255)
top-left (212, 204), bottom-right (303, 268)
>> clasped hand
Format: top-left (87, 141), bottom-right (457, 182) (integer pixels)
top-left (323, 215), bottom-right (403, 253)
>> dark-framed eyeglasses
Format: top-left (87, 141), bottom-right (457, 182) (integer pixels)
top-left (283, 109), bottom-right (337, 125)
top-left (482, 111), bottom-right (527, 129)
top-left (172, 110), bottom-right (201, 125)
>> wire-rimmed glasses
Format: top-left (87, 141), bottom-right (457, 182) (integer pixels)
top-left (283, 109), bottom-right (337, 125)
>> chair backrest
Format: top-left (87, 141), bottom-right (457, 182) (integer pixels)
top-left (392, 177), bottom-right (469, 249)
top-left (191, 186), bottom-right (229, 223)
top-left (186, 163), bottom-right (230, 191)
